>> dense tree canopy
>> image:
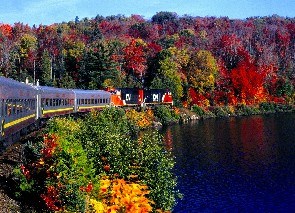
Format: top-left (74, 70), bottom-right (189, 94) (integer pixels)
top-left (0, 13), bottom-right (294, 106)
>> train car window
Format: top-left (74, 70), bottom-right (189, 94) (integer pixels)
top-left (31, 99), bottom-right (35, 110)
top-left (21, 100), bottom-right (24, 113)
top-left (0, 99), bottom-right (2, 117)
top-left (18, 100), bottom-right (22, 114)
top-left (5, 100), bottom-right (8, 116)
top-left (23, 100), bottom-right (27, 112)
top-left (13, 100), bottom-right (17, 115)
top-left (41, 99), bottom-right (45, 108)
top-left (16, 100), bottom-right (20, 115)
top-left (0, 100), bottom-right (2, 117)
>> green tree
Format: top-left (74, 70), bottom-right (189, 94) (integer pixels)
top-left (78, 41), bottom-right (121, 89)
top-left (40, 50), bottom-right (52, 86)
top-left (151, 49), bottom-right (184, 105)
top-left (58, 72), bottom-right (76, 88)
top-left (187, 50), bottom-right (219, 94)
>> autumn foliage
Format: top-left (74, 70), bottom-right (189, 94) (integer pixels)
top-left (14, 109), bottom-right (179, 212)
top-left (0, 12), bottom-right (294, 106)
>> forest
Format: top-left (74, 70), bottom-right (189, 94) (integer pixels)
top-left (0, 12), bottom-right (294, 106)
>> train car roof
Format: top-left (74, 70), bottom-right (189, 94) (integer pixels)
top-left (0, 76), bottom-right (37, 99)
top-left (35, 86), bottom-right (73, 93)
top-left (72, 89), bottom-right (111, 99)
top-left (35, 86), bottom-right (75, 98)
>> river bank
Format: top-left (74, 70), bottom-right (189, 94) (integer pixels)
top-left (177, 102), bottom-right (295, 123)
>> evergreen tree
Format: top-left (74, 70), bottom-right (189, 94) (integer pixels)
top-left (78, 41), bottom-right (121, 89)
top-left (40, 50), bottom-right (52, 86)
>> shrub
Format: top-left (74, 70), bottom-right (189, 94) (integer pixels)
top-left (154, 105), bottom-right (179, 125)
top-left (137, 131), bottom-right (180, 211)
top-left (235, 104), bottom-right (260, 116)
top-left (259, 102), bottom-right (276, 113)
top-left (276, 103), bottom-right (293, 112)
top-left (191, 105), bottom-right (205, 117)
top-left (126, 108), bottom-right (154, 130)
top-left (14, 108), bottom-right (179, 212)
top-left (89, 177), bottom-right (153, 212)
top-left (211, 106), bottom-right (230, 118)
top-left (14, 118), bottom-right (99, 212)
top-left (80, 108), bottom-right (180, 211)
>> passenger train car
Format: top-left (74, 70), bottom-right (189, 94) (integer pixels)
top-left (0, 77), bottom-right (37, 144)
top-left (0, 76), bottom-right (173, 146)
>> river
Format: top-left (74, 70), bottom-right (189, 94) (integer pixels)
top-left (162, 113), bottom-right (295, 212)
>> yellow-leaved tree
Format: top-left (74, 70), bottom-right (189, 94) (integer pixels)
top-left (187, 50), bottom-right (219, 94)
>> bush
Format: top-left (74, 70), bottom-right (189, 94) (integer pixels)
top-left (14, 118), bottom-right (99, 212)
top-left (137, 132), bottom-right (180, 211)
top-left (154, 105), bottom-right (180, 125)
top-left (191, 105), bottom-right (205, 117)
top-left (235, 104), bottom-right (260, 116)
top-left (274, 103), bottom-right (294, 112)
top-left (14, 108), bottom-right (179, 212)
top-left (126, 108), bottom-right (154, 130)
top-left (259, 102), bottom-right (276, 113)
top-left (211, 106), bottom-right (230, 118)
top-left (80, 107), bottom-right (180, 211)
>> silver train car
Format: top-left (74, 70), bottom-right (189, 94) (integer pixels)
top-left (35, 86), bottom-right (75, 119)
top-left (0, 76), bottom-right (111, 146)
top-left (0, 77), bottom-right (37, 144)
top-left (73, 89), bottom-right (111, 112)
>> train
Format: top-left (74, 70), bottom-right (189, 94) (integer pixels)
top-left (0, 76), bottom-right (173, 146)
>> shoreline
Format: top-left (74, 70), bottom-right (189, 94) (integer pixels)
top-left (177, 103), bottom-right (295, 123)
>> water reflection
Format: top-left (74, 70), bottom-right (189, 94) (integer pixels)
top-left (163, 113), bottom-right (295, 212)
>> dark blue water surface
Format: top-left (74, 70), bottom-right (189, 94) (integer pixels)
top-left (163, 113), bottom-right (295, 212)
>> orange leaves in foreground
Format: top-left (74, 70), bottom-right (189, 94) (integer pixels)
top-left (125, 109), bottom-right (154, 129)
top-left (89, 177), bottom-right (153, 213)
